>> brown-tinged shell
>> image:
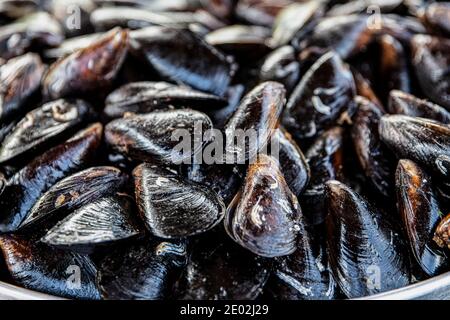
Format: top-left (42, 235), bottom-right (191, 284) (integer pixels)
top-left (225, 154), bottom-right (301, 258)
top-left (42, 27), bottom-right (129, 99)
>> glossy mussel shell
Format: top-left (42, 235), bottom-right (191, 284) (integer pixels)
top-left (388, 90), bottom-right (450, 124)
top-left (176, 228), bottom-right (271, 300)
top-left (0, 53), bottom-right (45, 122)
top-left (379, 115), bottom-right (450, 173)
top-left (133, 163), bottom-right (225, 239)
top-left (325, 180), bottom-right (411, 298)
top-left (0, 99), bottom-right (94, 163)
top-left (396, 159), bottom-right (449, 276)
top-left (0, 234), bottom-right (100, 299)
top-left (42, 27), bottom-right (129, 99)
top-left (21, 166), bottom-right (128, 228)
top-left (104, 81), bottom-right (227, 119)
top-left (97, 238), bottom-right (187, 300)
top-left (225, 154), bottom-right (301, 258)
top-left (41, 194), bottom-right (142, 253)
top-left (130, 26), bottom-right (236, 96)
top-left (0, 123), bottom-right (102, 233)
top-left (105, 109), bottom-right (213, 165)
top-left (224, 81), bottom-right (285, 163)
top-left (282, 51), bottom-right (356, 141)
top-left (411, 35), bottom-right (450, 110)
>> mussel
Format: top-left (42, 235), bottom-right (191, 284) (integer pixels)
top-left (282, 51), bottom-right (355, 142)
top-left (42, 27), bottom-right (129, 99)
top-left (0, 123), bottom-right (102, 233)
top-left (21, 166), bottom-right (128, 228)
top-left (325, 180), bottom-right (411, 298)
top-left (0, 234), bottom-right (100, 299)
top-left (97, 238), bottom-right (187, 300)
top-left (104, 81), bottom-right (227, 119)
top-left (133, 163), bottom-right (225, 238)
top-left (41, 194), bottom-right (142, 253)
top-left (225, 154), bottom-right (301, 258)
top-left (105, 109), bottom-right (213, 165)
top-left (395, 159), bottom-right (449, 276)
top-left (0, 53), bottom-right (45, 122)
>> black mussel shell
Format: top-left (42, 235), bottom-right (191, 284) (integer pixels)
top-left (235, 0), bottom-right (290, 28)
top-left (419, 2), bottom-right (450, 37)
top-left (325, 180), bottom-right (411, 298)
top-left (259, 46), bottom-right (300, 94)
top-left (378, 34), bottom-right (411, 103)
top-left (297, 15), bottom-right (371, 59)
top-left (105, 109), bottom-right (213, 165)
top-left (0, 123), bottom-right (102, 233)
top-left (0, 0), bottom-right (39, 21)
top-left (182, 163), bottom-right (244, 206)
top-left (104, 81), bottom-right (227, 119)
top-left (0, 234), bottom-right (100, 299)
top-left (0, 53), bottom-right (45, 122)
top-left (352, 70), bottom-right (384, 112)
top-left (283, 51), bottom-right (356, 142)
top-left (176, 228), bottom-right (271, 300)
top-left (0, 99), bottom-right (94, 163)
top-left (225, 154), bottom-right (301, 258)
top-left (272, 127), bottom-right (310, 198)
top-left (42, 27), bottom-right (129, 100)
top-left (377, 15), bottom-right (426, 45)
top-left (434, 213), bottom-right (450, 251)
top-left (327, 0), bottom-right (403, 16)
top-left (388, 90), bottom-right (450, 123)
top-left (224, 81), bottom-right (285, 163)
top-left (133, 163), bottom-right (226, 239)
top-left (411, 35), bottom-right (450, 110)
top-left (301, 126), bottom-right (344, 225)
top-left (41, 194), bottom-right (142, 253)
top-left (21, 166), bottom-right (128, 228)
top-left (200, 0), bottom-right (235, 20)
top-left (97, 238), bottom-right (187, 300)
top-left (271, 1), bottom-right (324, 48)
top-left (379, 115), bottom-right (450, 172)
top-left (0, 12), bottom-right (63, 60)
top-left (267, 220), bottom-right (337, 300)
top-left (396, 159), bottom-right (449, 276)
top-left (130, 26), bottom-right (236, 97)
top-left (351, 96), bottom-right (395, 197)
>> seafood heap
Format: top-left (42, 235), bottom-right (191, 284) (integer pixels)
top-left (0, 0), bottom-right (449, 300)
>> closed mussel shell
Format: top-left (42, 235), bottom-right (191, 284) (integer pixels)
top-left (224, 81), bottom-right (285, 163)
top-left (0, 123), bottom-right (102, 233)
top-left (325, 180), bottom-right (411, 298)
top-left (41, 194), bottom-right (143, 253)
top-left (0, 53), bottom-right (45, 122)
top-left (388, 90), bottom-right (450, 123)
top-left (0, 99), bottom-right (94, 163)
top-left (411, 35), bottom-right (450, 110)
top-left (104, 81), bottom-right (227, 119)
top-left (97, 238), bottom-right (187, 300)
top-left (282, 51), bottom-right (356, 142)
top-left (379, 115), bottom-right (450, 173)
top-left (42, 27), bottom-right (129, 99)
top-left (0, 234), bottom-right (100, 299)
top-left (395, 159), bottom-right (449, 276)
top-left (130, 26), bottom-right (236, 96)
top-left (105, 109), bottom-right (213, 165)
top-left (21, 166), bottom-right (128, 228)
top-left (176, 228), bottom-right (271, 300)
top-left (225, 154), bottom-right (301, 258)
top-left (351, 96), bottom-right (395, 197)
top-left (419, 2), bottom-right (450, 37)
top-left (133, 163), bottom-right (225, 239)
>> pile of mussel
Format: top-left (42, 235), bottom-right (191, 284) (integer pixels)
top-left (0, 0), bottom-right (450, 300)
